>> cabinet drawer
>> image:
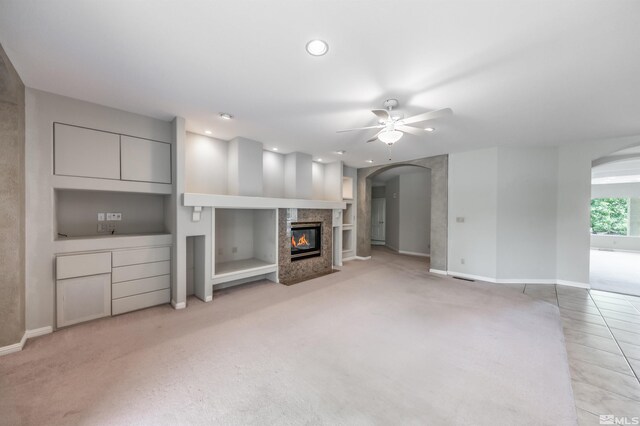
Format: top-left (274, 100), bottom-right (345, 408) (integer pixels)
top-left (121, 136), bottom-right (171, 184)
top-left (112, 246), bottom-right (171, 267)
top-left (112, 288), bottom-right (170, 315)
top-left (54, 123), bottom-right (120, 180)
top-left (57, 252), bottom-right (112, 280)
top-left (57, 273), bottom-right (111, 327)
top-left (112, 261), bottom-right (170, 283)
top-left (112, 274), bottom-right (170, 299)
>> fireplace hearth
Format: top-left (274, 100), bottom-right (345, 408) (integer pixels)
top-left (291, 222), bottom-right (321, 261)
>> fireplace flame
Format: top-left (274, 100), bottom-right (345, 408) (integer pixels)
top-left (291, 233), bottom-right (310, 248)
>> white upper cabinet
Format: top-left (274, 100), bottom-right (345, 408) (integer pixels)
top-left (121, 136), bottom-right (172, 184)
top-left (54, 123), bottom-right (120, 180)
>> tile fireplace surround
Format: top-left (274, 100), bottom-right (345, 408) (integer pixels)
top-left (278, 208), bottom-right (333, 285)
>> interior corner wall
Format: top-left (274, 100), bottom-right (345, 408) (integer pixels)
top-left (312, 162), bottom-right (325, 200)
top-left (447, 148), bottom-right (498, 279)
top-left (385, 176), bottom-right (400, 251)
top-left (263, 151), bottom-right (284, 198)
top-left (0, 43), bottom-right (26, 347)
top-left (228, 137), bottom-right (263, 196)
top-left (185, 132), bottom-right (228, 194)
top-left (496, 147), bottom-right (558, 280)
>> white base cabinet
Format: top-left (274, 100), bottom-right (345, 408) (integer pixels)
top-left (56, 252), bottom-right (112, 327)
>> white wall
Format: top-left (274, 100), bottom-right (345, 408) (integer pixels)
top-left (591, 235), bottom-right (640, 252)
top-left (399, 171), bottom-right (431, 255)
top-left (591, 182), bottom-right (640, 198)
top-left (228, 137), bottom-right (263, 197)
top-left (262, 151), bottom-right (284, 198)
top-left (448, 148), bottom-right (498, 279)
top-left (312, 162), bottom-right (325, 200)
top-left (185, 132), bottom-right (228, 194)
top-left (496, 147), bottom-right (558, 280)
top-left (25, 88), bottom-right (172, 330)
top-left (385, 176), bottom-right (400, 251)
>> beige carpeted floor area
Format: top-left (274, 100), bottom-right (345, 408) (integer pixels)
top-left (0, 248), bottom-right (576, 425)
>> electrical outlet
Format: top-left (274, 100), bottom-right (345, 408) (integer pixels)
top-left (97, 213), bottom-right (105, 221)
top-left (97, 223), bottom-right (107, 233)
top-left (461, 258), bottom-right (465, 265)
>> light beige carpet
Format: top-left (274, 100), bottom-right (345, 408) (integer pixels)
top-left (0, 249), bottom-right (576, 425)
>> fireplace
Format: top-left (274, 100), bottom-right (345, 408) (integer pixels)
top-left (291, 222), bottom-right (322, 261)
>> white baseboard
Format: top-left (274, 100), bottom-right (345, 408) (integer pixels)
top-left (204, 295), bottom-right (213, 302)
top-left (495, 279), bottom-right (556, 285)
top-left (354, 256), bottom-right (371, 261)
top-left (447, 271), bottom-right (497, 282)
top-left (25, 326), bottom-right (53, 338)
top-left (398, 250), bottom-right (430, 258)
top-left (371, 240), bottom-right (385, 246)
top-left (429, 269), bottom-right (447, 275)
top-left (556, 280), bottom-right (590, 289)
top-left (342, 256), bottom-right (356, 262)
top-left (0, 333), bottom-right (26, 357)
top-left (171, 300), bottom-right (186, 309)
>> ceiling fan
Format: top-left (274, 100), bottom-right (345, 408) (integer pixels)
top-left (337, 99), bottom-right (452, 145)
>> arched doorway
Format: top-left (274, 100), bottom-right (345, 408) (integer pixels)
top-left (590, 144), bottom-right (640, 296)
top-left (356, 155), bottom-right (448, 273)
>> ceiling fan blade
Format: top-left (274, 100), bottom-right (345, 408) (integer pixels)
top-left (397, 125), bottom-right (424, 136)
top-left (366, 129), bottom-right (384, 142)
top-left (371, 109), bottom-right (390, 120)
top-left (336, 124), bottom-right (384, 133)
top-left (400, 108), bottom-right (452, 125)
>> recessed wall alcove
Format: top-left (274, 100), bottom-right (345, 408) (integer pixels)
top-left (356, 155), bottom-right (448, 272)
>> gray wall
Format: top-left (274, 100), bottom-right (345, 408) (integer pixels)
top-left (0, 43), bottom-right (25, 347)
top-left (399, 171), bottom-right (431, 255)
top-left (385, 177), bottom-right (400, 250)
top-left (372, 186), bottom-right (385, 199)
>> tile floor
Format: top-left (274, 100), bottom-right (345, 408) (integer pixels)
top-left (518, 284), bottom-right (640, 425)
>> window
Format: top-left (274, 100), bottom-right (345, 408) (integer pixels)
top-left (591, 198), bottom-right (640, 236)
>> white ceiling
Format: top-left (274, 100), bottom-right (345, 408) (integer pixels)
top-left (2, 1), bottom-right (640, 167)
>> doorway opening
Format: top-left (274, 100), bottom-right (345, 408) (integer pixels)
top-left (368, 165), bottom-right (431, 262)
top-left (590, 145), bottom-right (640, 296)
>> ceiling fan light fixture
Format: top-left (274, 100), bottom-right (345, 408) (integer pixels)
top-left (378, 130), bottom-right (403, 145)
top-left (219, 112), bottom-right (233, 120)
top-left (306, 40), bottom-right (328, 56)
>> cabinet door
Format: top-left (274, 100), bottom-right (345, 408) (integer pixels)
top-left (121, 136), bottom-right (171, 184)
top-left (54, 123), bottom-right (120, 179)
top-left (56, 273), bottom-right (111, 328)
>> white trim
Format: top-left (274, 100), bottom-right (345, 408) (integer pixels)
top-left (371, 240), bottom-right (385, 246)
top-left (204, 295), bottom-right (213, 302)
top-left (184, 193), bottom-right (346, 210)
top-left (342, 256), bottom-right (356, 262)
top-left (354, 256), bottom-right (371, 261)
top-left (556, 280), bottom-right (590, 289)
top-left (429, 269), bottom-right (447, 275)
top-left (591, 247), bottom-right (640, 254)
top-left (171, 300), bottom-right (186, 309)
top-left (495, 279), bottom-right (556, 285)
top-left (0, 333), bottom-right (26, 357)
top-left (398, 250), bottom-right (430, 258)
top-left (447, 271), bottom-right (497, 282)
top-left (25, 326), bottom-right (53, 339)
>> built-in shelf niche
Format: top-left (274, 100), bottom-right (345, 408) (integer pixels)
top-left (54, 189), bottom-right (169, 239)
top-left (342, 228), bottom-right (353, 252)
top-left (342, 202), bottom-right (354, 226)
top-left (213, 208), bottom-right (278, 284)
top-left (342, 176), bottom-right (354, 200)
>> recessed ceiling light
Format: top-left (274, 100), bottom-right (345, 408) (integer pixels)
top-left (306, 39), bottom-right (328, 56)
top-left (333, 150), bottom-right (346, 155)
top-left (219, 113), bottom-right (233, 120)
top-left (317, 158), bottom-right (323, 162)
top-left (204, 130), bottom-right (212, 135)
top-left (272, 147), bottom-right (278, 151)
top-left (366, 160), bottom-right (374, 163)
top-left (424, 127), bottom-right (435, 132)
